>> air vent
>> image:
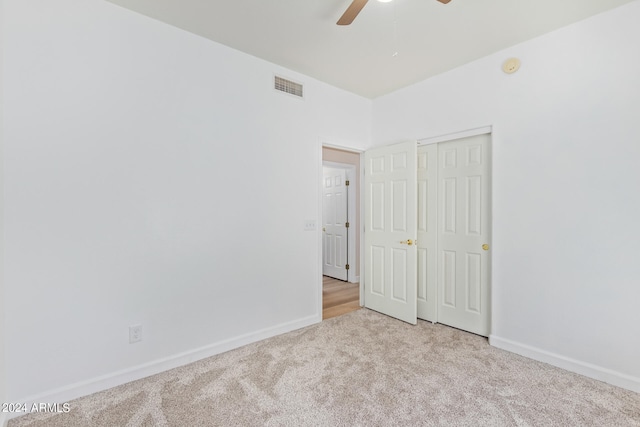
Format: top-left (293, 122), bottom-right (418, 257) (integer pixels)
top-left (274, 75), bottom-right (303, 98)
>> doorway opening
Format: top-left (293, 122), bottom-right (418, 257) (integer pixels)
top-left (322, 146), bottom-right (361, 320)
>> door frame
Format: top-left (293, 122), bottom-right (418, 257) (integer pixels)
top-left (418, 126), bottom-right (492, 146)
top-left (322, 161), bottom-right (358, 283)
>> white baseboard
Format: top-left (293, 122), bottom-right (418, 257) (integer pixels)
top-left (489, 335), bottom-right (640, 394)
top-left (7, 315), bottom-right (320, 421)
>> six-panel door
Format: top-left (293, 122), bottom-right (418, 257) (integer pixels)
top-left (323, 167), bottom-right (348, 281)
top-left (437, 134), bottom-right (491, 336)
top-left (364, 141), bottom-right (418, 325)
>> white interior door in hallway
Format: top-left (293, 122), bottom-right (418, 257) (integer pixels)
top-left (364, 133), bottom-right (491, 336)
top-left (323, 167), bottom-right (349, 280)
top-left (417, 133), bottom-right (492, 336)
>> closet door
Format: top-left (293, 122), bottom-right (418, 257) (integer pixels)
top-left (363, 141), bottom-right (418, 325)
top-left (437, 134), bottom-right (491, 336)
top-left (417, 144), bottom-right (438, 322)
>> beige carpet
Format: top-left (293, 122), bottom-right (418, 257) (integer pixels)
top-left (10, 309), bottom-right (640, 426)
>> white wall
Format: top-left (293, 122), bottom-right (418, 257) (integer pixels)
top-left (1, 0), bottom-right (8, 423)
top-left (373, 1), bottom-right (640, 390)
top-left (2, 0), bottom-right (371, 403)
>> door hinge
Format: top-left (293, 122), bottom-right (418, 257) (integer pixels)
top-left (345, 264), bottom-right (350, 270)
top-left (345, 180), bottom-right (350, 186)
top-left (345, 222), bottom-right (350, 228)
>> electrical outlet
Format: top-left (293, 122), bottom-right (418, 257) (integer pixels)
top-left (129, 324), bottom-right (142, 344)
top-left (304, 219), bottom-right (317, 231)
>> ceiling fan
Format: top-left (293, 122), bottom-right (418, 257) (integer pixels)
top-left (337, 0), bottom-right (451, 25)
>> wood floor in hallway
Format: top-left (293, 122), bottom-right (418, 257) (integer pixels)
top-left (322, 275), bottom-right (360, 320)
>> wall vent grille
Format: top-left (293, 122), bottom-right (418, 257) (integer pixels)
top-left (274, 76), bottom-right (303, 98)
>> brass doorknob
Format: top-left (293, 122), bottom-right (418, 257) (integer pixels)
top-left (400, 239), bottom-right (414, 246)
top-left (482, 244), bottom-right (489, 251)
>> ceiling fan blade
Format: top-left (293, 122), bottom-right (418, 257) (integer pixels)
top-left (436, 0), bottom-right (452, 3)
top-left (337, 0), bottom-right (369, 26)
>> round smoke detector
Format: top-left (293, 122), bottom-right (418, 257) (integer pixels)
top-left (502, 58), bottom-right (521, 74)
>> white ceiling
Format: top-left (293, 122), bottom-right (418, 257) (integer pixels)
top-left (106, 0), bottom-right (634, 98)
